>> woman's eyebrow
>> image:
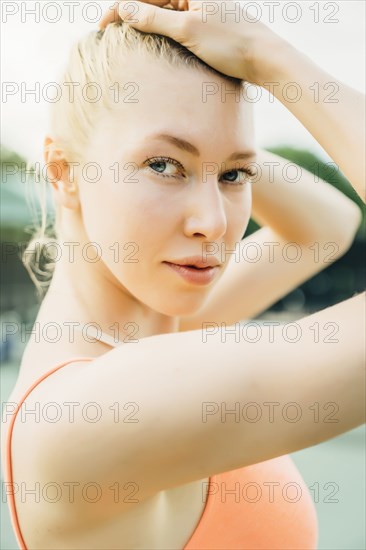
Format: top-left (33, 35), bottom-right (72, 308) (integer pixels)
top-left (145, 133), bottom-right (256, 162)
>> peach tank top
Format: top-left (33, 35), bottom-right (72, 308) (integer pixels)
top-left (4, 331), bottom-right (318, 549)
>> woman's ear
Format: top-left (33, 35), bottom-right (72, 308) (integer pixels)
top-left (43, 136), bottom-right (80, 211)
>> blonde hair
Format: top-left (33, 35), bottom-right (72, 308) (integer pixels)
top-left (23, 21), bottom-right (244, 298)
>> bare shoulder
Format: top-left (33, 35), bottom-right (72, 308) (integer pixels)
top-left (0, 334), bottom-right (110, 544)
top-left (0, 343), bottom-right (94, 485)
top-left (0, 326), bottom-right (108, 492)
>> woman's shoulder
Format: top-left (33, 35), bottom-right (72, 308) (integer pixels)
top-left (1, 332), bottom-right (106, 463)
top-left (0, 331), bottom-right (106, 527)
top-left (17, 322), bottom-right (109, 384)
top-left (1, 337), bottom-right (95, 445)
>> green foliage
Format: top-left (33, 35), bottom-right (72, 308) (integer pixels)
top-left (0, 144), bottom-right (25, 166)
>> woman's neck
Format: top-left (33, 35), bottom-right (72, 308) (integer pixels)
top-left (44, 261), bottom-right (180, 342)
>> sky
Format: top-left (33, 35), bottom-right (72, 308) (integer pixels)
top-left (1, 0), bottom-right (365, 163)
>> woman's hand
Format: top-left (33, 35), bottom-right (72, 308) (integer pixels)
top-left (98, 0), bottom-right (289, 83)
top-left (99, 0), bottom-right (189, 26)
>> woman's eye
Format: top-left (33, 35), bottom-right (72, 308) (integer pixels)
top-left (222, 169), bottom-right (253, 186)
top-left (145, 157), bottom-right (183, 179)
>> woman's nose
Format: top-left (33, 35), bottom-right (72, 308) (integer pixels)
top-left (183, 180), bottom-right (227, 240)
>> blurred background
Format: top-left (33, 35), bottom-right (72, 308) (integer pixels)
top-left (1, 1), bottom-right (365, 549)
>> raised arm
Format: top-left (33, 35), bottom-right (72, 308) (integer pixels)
top-left (252, 40), bottom-right (366, 203)
top-left (19, 290), bottom-right (365, 531)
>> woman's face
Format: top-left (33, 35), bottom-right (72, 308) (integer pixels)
top-left (77, 51), bottom-right (256, 317)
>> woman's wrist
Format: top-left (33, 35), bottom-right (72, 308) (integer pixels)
top-left (245, 32), bottom-right (298, 89)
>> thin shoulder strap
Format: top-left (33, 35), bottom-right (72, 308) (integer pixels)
top-left (4, 356), bottom-right (93, 550)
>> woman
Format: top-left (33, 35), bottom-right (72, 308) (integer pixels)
top-left (1, 1), bottom-right (365, 548)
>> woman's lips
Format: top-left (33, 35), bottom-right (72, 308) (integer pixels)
top-left (163, 262), bottom-right (220, 285)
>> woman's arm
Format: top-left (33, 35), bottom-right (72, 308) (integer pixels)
top-left (24, 290), bottom-right (365, 529)
top-left (249, 40), bottom-right (366, 203)
top-left (251, 149), bottom-right (362, 245)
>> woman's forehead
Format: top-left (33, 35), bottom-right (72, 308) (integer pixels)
top-left (88, 54), bottom-right (255, 155)
top-left (112, 51), bottom-right (251, 112)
